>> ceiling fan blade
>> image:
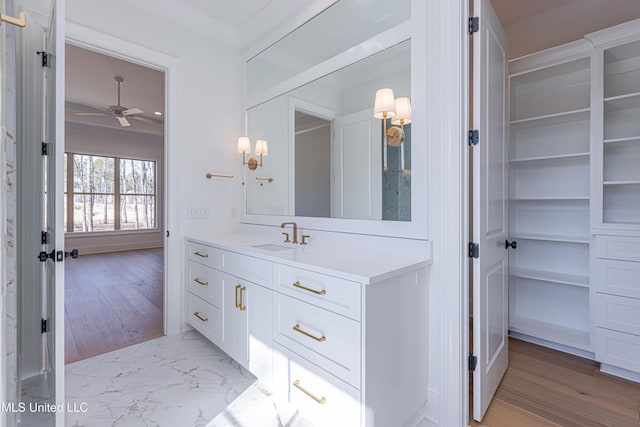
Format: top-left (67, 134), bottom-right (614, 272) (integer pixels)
top-left (129, 116), bottom-right (162, 124)
top-left (123, 107), bottom-right (143, 116)
top-left (76, 113), bottom-right (107, 116)
top-left (117, 116), bottom-right (131, 127)
top-left (66, 101), bottom-right (112, 114)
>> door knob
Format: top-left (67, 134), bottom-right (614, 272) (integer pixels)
top-left (65, 249), bottom-right (79, 259)
top-left (505, 240), bottom-right (517, 250)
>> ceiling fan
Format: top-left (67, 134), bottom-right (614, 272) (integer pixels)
top-left (74, 76), bottom-right (148, 127)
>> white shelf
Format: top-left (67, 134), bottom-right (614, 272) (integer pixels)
top-left (510, 152), bottom-right (589, 163)
top-left (510, 108), bottom-right (590, 125)
top-left (603, 136), bottom-right (640, 144)
top-left (510, 268), bottom-right (588, 288)
top-left (511, 196), bottom-right (589, 202)
top-left (603, 180), bottom-right (640, 185)
top-left (509, 317), bottom-right (590, 351)
top-left (604, 91), bottom-right (640, 111)
top-left (511, 233), bottom-right (589, 244)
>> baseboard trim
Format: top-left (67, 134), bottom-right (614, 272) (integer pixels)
top-left (600, 363), bottom-right (640, 383)
top-left (509, 332), bottom-right (595, 360)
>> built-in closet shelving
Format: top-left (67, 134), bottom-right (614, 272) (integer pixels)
top-left (602, 40), bottom-right (640, 225)
top-left (508, 56), bottom-right (592, 351)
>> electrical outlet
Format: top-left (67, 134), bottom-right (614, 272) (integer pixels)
top-left (187, 207), bottom-right (210, 219)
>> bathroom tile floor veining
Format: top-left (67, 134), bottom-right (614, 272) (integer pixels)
top-left (65, 330), bottom-right (313, 427)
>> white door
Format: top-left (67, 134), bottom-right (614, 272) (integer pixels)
top-left (471, 0), bottom-right (509, 421)
top-left (332, 108), bottom-right (382, 219)
top-left (40, 1), bottom-right (65, 425)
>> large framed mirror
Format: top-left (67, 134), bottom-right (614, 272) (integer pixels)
top-left (241, 0), bottom-right (426, 239)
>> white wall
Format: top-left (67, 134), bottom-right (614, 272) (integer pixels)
top-left (64, 122), bottom-right (164, 254)
top-left (65, 0), bottom-right (244, 239)
top-left (295, 123), bottom-right (331, 217)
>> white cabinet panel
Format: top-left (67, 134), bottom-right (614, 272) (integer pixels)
top-left (187, 241), bottom-right (220, 269)
top-left (273, 292), bottom-right (361, 388)
top-left (273, 264), bottom-right (361, 320)
top-left (594, 259), bottom-right (640, 299)
top-left (594, 294), bottom-right (640, 336)
top-left (595, 327), bottom-right (640, 374)
top-left (187, 261), bottom-right (223, 308)
top-left (221, 250), bottom-right (272, 287)
top-left (187, 293), bottom-right (222, 344)
top-left (595, 235), bottom-right (640, 262)
top-left (273, 343), bottom-right (361, 427)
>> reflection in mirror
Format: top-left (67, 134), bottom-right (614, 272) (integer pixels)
top-left (246, 0), bottom-right (411, 99)
top-left (246, 40), bottom-right (411, 221)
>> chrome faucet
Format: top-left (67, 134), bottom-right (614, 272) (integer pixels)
top-left (281, 222), bottom-right (298, 244)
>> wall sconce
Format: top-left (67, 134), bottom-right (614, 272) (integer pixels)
top-left (237, 136), bottom-right (268, 170)
top-left (391, 97), bottom-right (411, 175)
top-left (373, 88), bottom-right (396, 172)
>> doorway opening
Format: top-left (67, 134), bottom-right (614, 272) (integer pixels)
top-left (64, 44), bottom-right (166, 363)
top-left (467, 0), bottom-right (640, 425)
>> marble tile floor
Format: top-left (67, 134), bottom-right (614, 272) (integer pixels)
top-left (63, 330), bottom-right (315, 427)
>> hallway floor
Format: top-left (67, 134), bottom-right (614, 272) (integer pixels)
top-left (65, 248), bottom-right (164, 363)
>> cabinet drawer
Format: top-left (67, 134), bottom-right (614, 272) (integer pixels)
top-left (188, 293), bottom-right (222, 344)
top-left (595, 327), bottom-right (640, 374)
top-left (187, 261), bottom-right (223, 307)
top-left (273, 264), bottom-right (361, 320)
top-left (221, 250), bottom-right (272, 287)
top-left (595, 294), bottom-right (640, 336)
top-left (273, 293), bottom-right (361, 388)
top-left (595, 235), bottom-right (640, 262)
top-left (187, 240), bottom-right (219, 269)
top-left (594, 259), bottom-right (640, 299)
top-left (273, 343), bottom-right (361, 427)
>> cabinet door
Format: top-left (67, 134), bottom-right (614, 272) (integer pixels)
top-left (247, 282), bottom-right (273, 387)
top-left (223, 279), bottom-right (247, 364)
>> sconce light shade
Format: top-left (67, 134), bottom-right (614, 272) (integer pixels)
top-left (391, 97), bottom-right (412, 125)
top-left (373, 88), bottom-right (396, 119)
top-left (255, 139), bottom-right (268, 156)
top-left (237, 136), bottom-right (251, 154)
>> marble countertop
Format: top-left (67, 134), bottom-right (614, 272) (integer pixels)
top-left (186, 232), bottom-right (431, 285)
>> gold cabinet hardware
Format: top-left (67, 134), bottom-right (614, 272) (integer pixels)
top-left (292, 281), bottom-right (326, 295)
top-left (194, 278), bottom-right (208, 286)
top-left (194, 251), bottom-right (208, 258)
top-left (193, 311), bottom-right (208, 322)
top-left (235, 284), bottom-right (241, 308)
top-left (301, 235), bottom-right (310, 245)
top-left (0, 11), bottom-right (26, 27)
top-left (239, 286), bottom-right (247, 311)
top-left (293, 380), bottom-right (326, 405)
top-left (293, 324), bottom-right (326, 342)
top-left (256, 177), bottom-right (274, 183)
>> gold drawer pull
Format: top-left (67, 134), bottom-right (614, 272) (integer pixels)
top-left (293, 324), bottom-right (326, 342)
top-left (239, 286), bottom-right (247, 311)
top-left (193, 311), bottom-right (208, 322)
top-left (194, 278), bottom-right (208, 286)
top-left (293, 380), bottom-right (326, 405)
top-left (292, 281), bottom-right (326, 295)
top-left (194, 251), bottom-right (209, 258)
top-left (235, 284), bottom-right (241, 308)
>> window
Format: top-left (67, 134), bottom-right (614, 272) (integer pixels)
top-left (65, 153), bottom-right (157, 233)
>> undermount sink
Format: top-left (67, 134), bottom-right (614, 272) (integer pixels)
top-left (251, 243), bottom-right (294, 252)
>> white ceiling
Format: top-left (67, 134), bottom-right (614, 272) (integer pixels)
top-left (66, 0), bottom-right (640, 134)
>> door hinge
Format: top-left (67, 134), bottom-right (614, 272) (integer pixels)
top-left (468, 242), bottom-right (480, 259)
top-left (166, 230), bottom-right (170, 238)
top-left (468, 130), bottom-right (479, 146)
top-left (469, 354), bottom-right (478, 371)
top-left (36, 51), bottom-right (49, 67)
top-left (41, 231), bottom-right (48, 244)
top-left (468, 17), bottom-right (479, 35)
top-left (41, 318), bottom-right (49, 333)
top-left (41, 142), bottom-right (49, 155)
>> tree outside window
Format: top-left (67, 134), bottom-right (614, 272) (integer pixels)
top-left (64, 153), bottom-right (156, 232)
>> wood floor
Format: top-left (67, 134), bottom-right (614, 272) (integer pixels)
top-left (64, 248), bottom-right (164, 364)
top-left (471, 338), bottom-right (640, 427)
